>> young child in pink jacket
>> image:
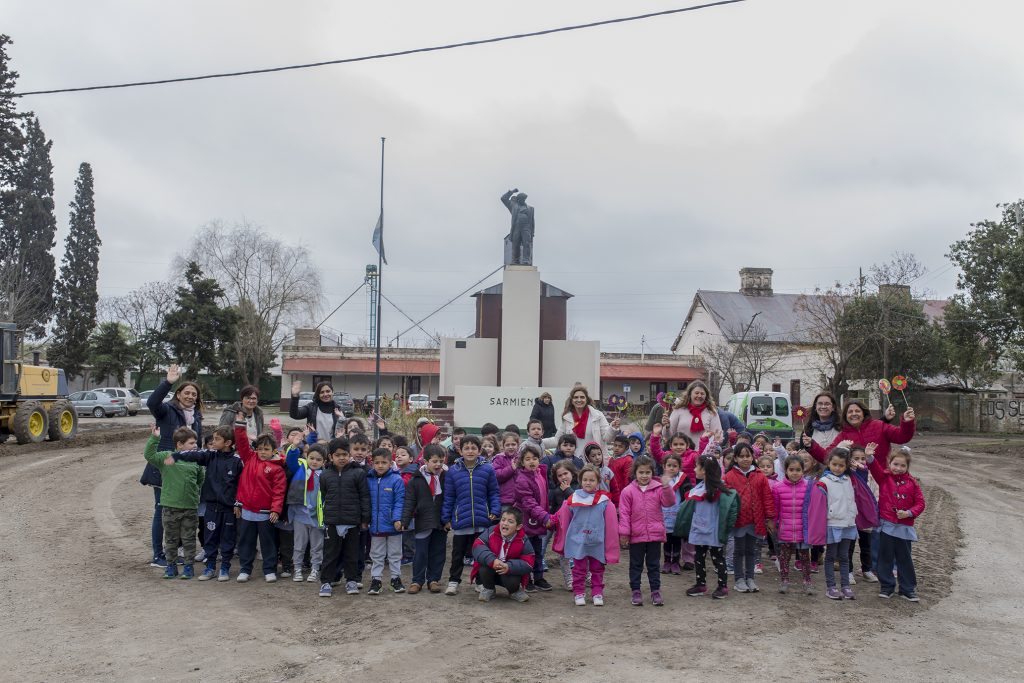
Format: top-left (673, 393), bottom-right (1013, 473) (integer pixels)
top-left (553, 465), bottom-right (619, 606)
top-left (617, 456), bottom-right (676, 607)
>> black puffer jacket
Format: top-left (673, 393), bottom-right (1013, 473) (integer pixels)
top-left (530, 397), bottom-right (557, 438)
top-left (401, 468), bottom-right (445, 532)
top-left (320, 461), bottom-right (370, 526)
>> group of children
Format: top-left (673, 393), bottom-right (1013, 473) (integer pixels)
top-left (146, 410), bottom-right (926, 606)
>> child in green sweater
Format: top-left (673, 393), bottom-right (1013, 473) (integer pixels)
top-left (145, 426), bottom-right (205, 579)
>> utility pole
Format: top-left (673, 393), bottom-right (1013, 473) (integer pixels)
top-left (640, 334), bottom-right (646, 363)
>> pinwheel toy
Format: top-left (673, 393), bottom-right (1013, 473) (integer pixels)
top-left (793, 405), bottom-right (807, 431)
top-left (878, 378), bottom-right (892, 409)
top-left (891, 375), bottom-right (910, 408)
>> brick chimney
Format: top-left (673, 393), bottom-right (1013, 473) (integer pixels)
top-left (739, 267), bottom-right (773, 296)
top-left (878, 284), bottom-right (912, 303)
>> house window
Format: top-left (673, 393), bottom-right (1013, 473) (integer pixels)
top-left (407, 377), bottom-right (421, 394)
top-left (650, 382), bottom-right (667, 397)
top-left (790, 379), bottom-right (801, 408)
top-left (771, 383), bottom-right (782, 393)
top-left (455, 341), bottom-right (467, 349)
top-left (676, 382), bottom-right (688, 391)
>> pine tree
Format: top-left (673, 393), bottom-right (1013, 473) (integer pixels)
top-left (0, 35), bottom-right (25, 193)
top-left (89, 322), bottom-right (134, 384)
top-left (0, 34), bottom-right (31, 326)
top-left (163, 261), bottom-right (237, 377)
top-left (8, 116), bottom-right (57, 335)
top-left (49, 163), bottom-right (100, 379)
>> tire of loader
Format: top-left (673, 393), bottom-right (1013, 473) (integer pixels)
top-left (47, 400), bottom-right (78, 441)
top-left (13, 401), bottom-right (48, 444)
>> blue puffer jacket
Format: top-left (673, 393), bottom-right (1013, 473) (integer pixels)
top-left (441, 458), bottom-right (501, 531)
top-left (140, 379), bottom-right (204, 487)
top-left (368, 468), bottom-right (405, 536)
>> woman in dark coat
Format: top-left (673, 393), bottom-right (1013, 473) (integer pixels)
top-left (289, 380), bottom-right (340, 439)
top-left (219, 384), bottom-right (265, 443)
top-left (530, 392), bottom-right (557, 438)
top-left (142, 364), bottom-right (203, 566)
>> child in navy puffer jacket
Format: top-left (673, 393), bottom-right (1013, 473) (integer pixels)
top-left (441, 435), bottom-right (500, 595)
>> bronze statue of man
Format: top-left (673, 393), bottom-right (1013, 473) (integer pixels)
top-left (500, 188), bottom-right (534, 266)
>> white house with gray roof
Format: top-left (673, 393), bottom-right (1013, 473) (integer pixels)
top-left (671, 267), bottom-right (827, 409)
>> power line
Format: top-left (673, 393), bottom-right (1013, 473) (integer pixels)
top-left (388, 265), bottom-right (503, 345)
top-left (14, 0), bottom-right (749, 97)
top-left (314, 281), bottom-right (365, 329)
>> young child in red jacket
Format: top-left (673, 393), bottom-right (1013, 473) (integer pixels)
top-left (868, 440), bottom-right (925, 601)
top-left (234, 418), bottom-right (287, 583)
top-left (722, 443), bottom-right (776, 594)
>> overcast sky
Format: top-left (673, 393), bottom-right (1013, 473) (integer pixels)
top-left (6, 0), bottom-right (1024, 353)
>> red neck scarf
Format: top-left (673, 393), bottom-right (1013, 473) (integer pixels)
top-left (688, 404), bottom-right (706, 433)
top-left (572, 406), bottom-right (590, 440)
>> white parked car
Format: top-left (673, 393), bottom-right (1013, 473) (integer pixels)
top-left (408, 394), bottom-right (431, 411)
top-left (95, 387), bottom-right (142, 416)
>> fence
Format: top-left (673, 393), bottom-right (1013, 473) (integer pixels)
top-left (907, 390), bottom-right (1024, 434)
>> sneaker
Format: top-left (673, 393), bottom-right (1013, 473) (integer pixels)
top-left (826, 587), bottom-right (842, 600)
top-left (198, 567), bottom-right (216, 581)
top-left (408, 583), bottom-right (422, 594)
top-left (794, 559), bottom-right (803, 571)
top-left (444, 581), bottom-right (458, 596)
top-left (181, 565), bottom-right (194, 580)
top-left (842, 587), bottom-right (856, 600)
top-left (429, 581), bottom-right (443, 593)
top-left (862, 570), bottom-right (879, 583)
top-left (810, 562), bottom-right (820, 573)
top-left (194, 550), bottom-right (206, 562)
top-left (475, 583), bottom-right (484, 593)
top-left (878, 590), bottom-right (894, 599)
top-left (563, 576), bottom-right (573, 591)
top-left (346, 581), bottom-right (359, 595)
top-left (631, 589), bottom-right (643, 606)
top-left (463, 557), bottom-right (473, 566)
top-left (151, 558), bottom-right (168, 568)
top-left (686, 584), bottom-right (707, 597)
top-left (651, 590), bottom-right (664, 607)
top-left (391, 577), bottom-right (406, 593)
top-left (524, 581), bottom-right (537, 593)
top-left (712, 586), bottom-right (729, 599)
top-left (661, 562), bottom-right (672, 574)
top-left (236, 572), bottom-right (250, 583)
top-left (306, 569), bottom-right (320, 583)
top-left (592, 595), bottom-right (604, 606)
top-left (779, 580), bottom-right (790, 594)
top-left (769, 554), bottom-right (778, 561)
top-left (163, 566), bottom-right (177, 579)
top-left (293, 571), bottom-right (304, 582)
top-left (218, 567), bottom-right (230, 582)
top-left (534, 578), bottom-right (553, 592)
top-left (479, 588), bottom-right (495, 602)
top-left (280, 570), bottom-right (292, 579)
top-left (746, 579), bottom-right (759, 593)
top-left (368, 579), bottom-right (383, 595)
top-left (511, 589), bottom-right (529, 602)
top-left (574, 594), bottom-right (586, 606)
top-left (754, 562), bottom-right (764, 575)
top-left (900, 592), bottom-right (920, 602)
top-left (849, 572), bottom-right (857, 585)
top-left (319, 583), bottom-right (332, 597)
top-left (671, 562), bottom-right (681, 575)
top-left (734, 578), bottom-right (749, 593)
top-left (265, 573), bottom-right (277, 583)
top-left (681, 562), bottom-right (695, 571)
top-left (804, 581), bottom-right (814, 595)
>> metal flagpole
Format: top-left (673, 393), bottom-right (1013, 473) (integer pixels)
top-left (374, 137), bottom-right (385, 439)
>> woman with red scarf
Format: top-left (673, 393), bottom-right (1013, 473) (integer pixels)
top-left (668, 381), bottom-right (722, 446)
top-left (544, 386), bottom-right (619, 454)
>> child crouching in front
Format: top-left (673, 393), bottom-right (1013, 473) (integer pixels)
top-left (472, 507), bottom-right (535, 603)
top-left (553, 465), bottom-right (619, 606)
top-left (145, 426), bottom-right (204, 579)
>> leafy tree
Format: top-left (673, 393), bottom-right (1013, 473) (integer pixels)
top-left (947, 200), bottom-right (1024, 364)
top-left (224, 297), bottom-right (276, 386)
top-left (163, 261), bottom-right (237, 377)
top-left (49, 163), bottom-right (100, 379)
top-left (937, 298), bottom-right (1000, 389)
top-left (98, 281), bottom-right (175, 381)
top-left (89, 321), bottom-right (134, 384)
top-left (0, 34), bottom-right (25, 194)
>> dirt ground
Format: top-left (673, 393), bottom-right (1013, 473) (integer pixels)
top-left (1, 432), bottom-right (1021, 682)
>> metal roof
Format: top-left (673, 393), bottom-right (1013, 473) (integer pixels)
top-left (471, 281), bottom-right (574, 299)
top-left (688, 290), bottom-right (818, 345)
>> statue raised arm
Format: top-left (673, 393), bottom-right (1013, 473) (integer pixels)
top-left (500, 188), bottom-right (534, 266)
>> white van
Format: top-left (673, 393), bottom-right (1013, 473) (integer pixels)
top-left (725, 391), bottom-right (795, 439)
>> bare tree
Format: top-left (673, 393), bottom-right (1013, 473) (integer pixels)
top-left (0, 248), bottom-right (50, 333)
top-left (736, 321), bottom-right (789, 391)
top-left (98, 281), bottom-right (177, 382)
top-left (867, 251), bottom-right (927, 292)
top-left (697, 335), bottom-right (744, 401)
top-left (173, 220), bottom-right (322, 384)
top-left (796, 283), bottom-right (872, 401)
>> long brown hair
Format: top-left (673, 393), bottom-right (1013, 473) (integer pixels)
top-left (675, 380), bottom-right (717, 413)
top-left (563, 385), bottom-right (595, 417)
top-left (804, 391), bottom-right (839, 436)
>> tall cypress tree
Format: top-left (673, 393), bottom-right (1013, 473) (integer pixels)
top-left (0, 34), bottom-right (30, 326)
top-left (163, 261), bottom-right (237, 377)
top-left (0, 35), bottom-right (24, 194)
top-left (10, 117), bottom-right (57, 335)
top-left (49, 163), bottom-right (100, 379)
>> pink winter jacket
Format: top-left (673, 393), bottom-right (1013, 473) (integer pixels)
top-left (512, 465), bottom-right (550, 537)
top-left (491, 452), bottom-right (517, 505)
top-left (617, 479), bottom-right (676, 543)
top-left (773, 477), bottom-right (810, 544)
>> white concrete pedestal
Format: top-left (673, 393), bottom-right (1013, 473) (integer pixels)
top-left (499, 265), bottom-right (541, 386)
